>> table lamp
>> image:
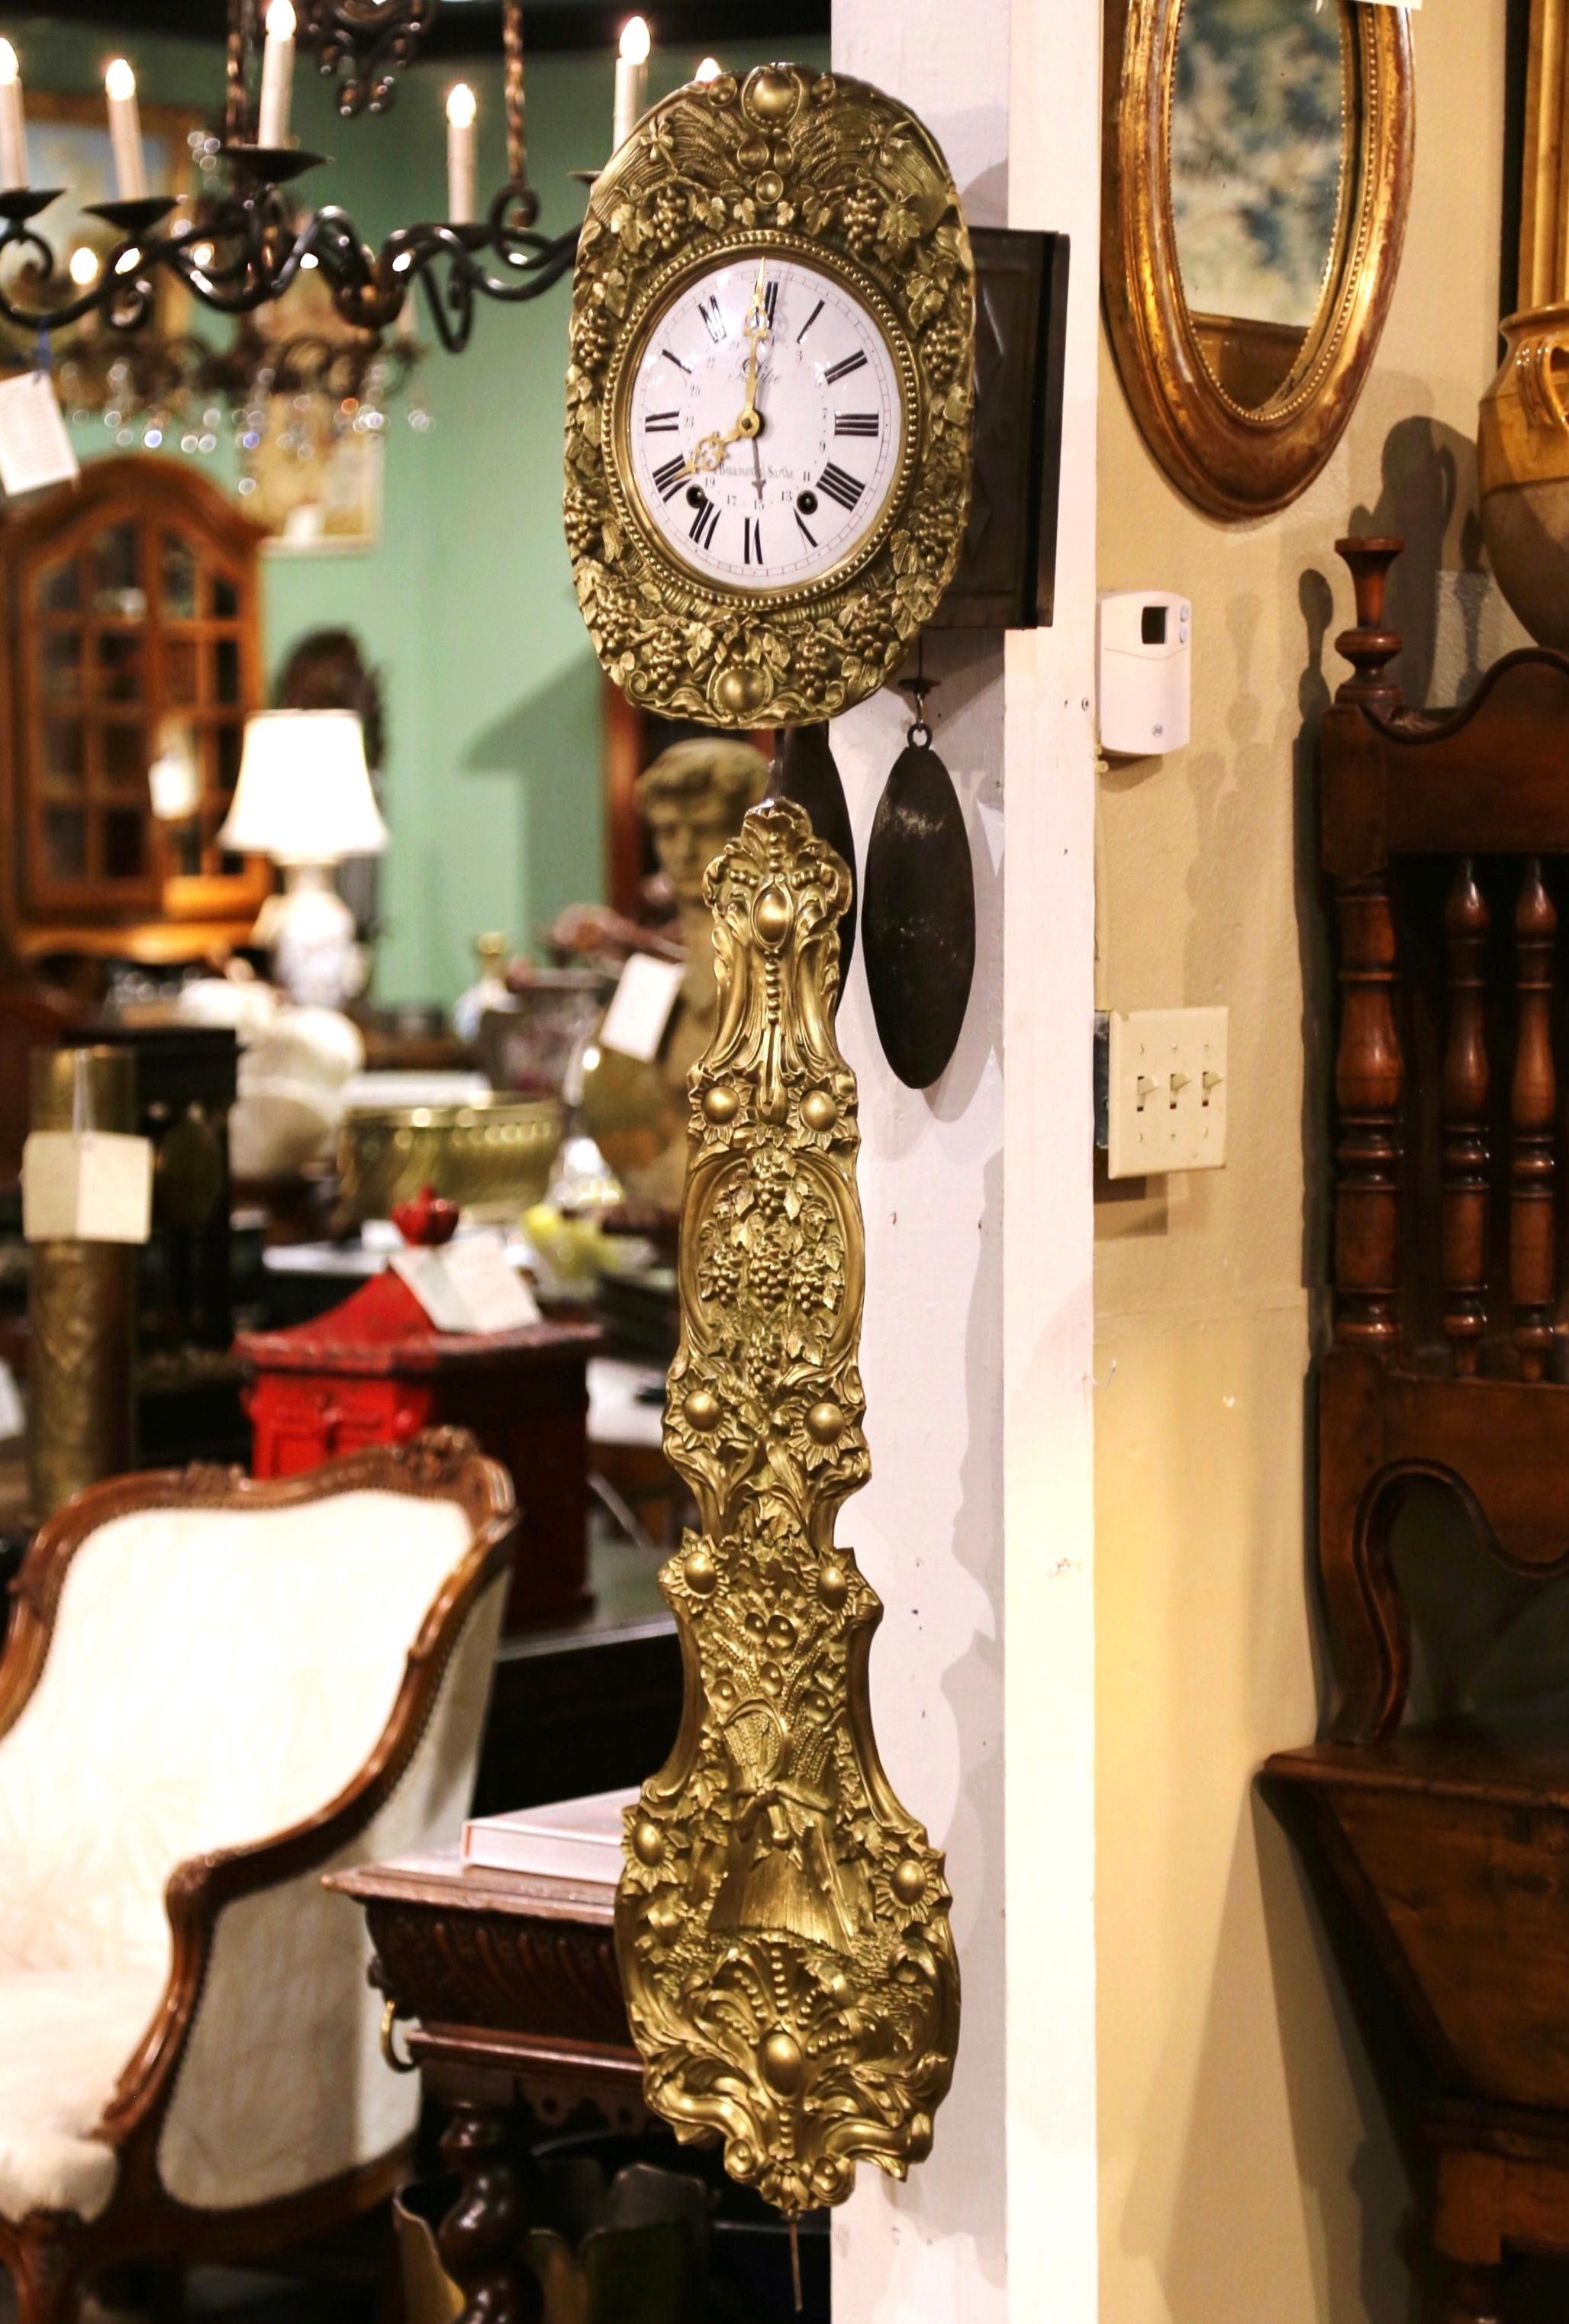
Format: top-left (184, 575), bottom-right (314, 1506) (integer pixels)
top-left (218, 710), bottom-right (388, 1009)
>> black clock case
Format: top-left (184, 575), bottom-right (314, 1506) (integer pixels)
top-left (930, 227), bottom-right (1070, 631)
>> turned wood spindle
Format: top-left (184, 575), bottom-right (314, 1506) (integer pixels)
top-left (1441, 860), bottom-right (1490, 1373)
top-left (1334, 536), bottom-right (1406, 714)
top-left (437, 2101), bottom-right (539, 2324)
top-left (1510, 859), bottom-right (1558, 1381)
top-left (1332, 877), bottom-right (1404, 1349)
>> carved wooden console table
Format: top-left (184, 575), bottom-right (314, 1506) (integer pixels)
top-left (1265, 540), bottom-right (1569, 2323)
top-left (327, 1850), bottom-right (642, 2324)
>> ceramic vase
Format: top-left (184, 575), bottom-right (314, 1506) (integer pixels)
top-left (1479, 301), bottom-right (1569, 649)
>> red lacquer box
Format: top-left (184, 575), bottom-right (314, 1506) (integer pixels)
top-left (234, 1254), bottom-right (601, 1633)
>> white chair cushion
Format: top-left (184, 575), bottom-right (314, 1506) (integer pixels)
top-left (0, 1968), bottom-right (156, 2223)
top-left (0, 1490), bottom-right (472, 1985)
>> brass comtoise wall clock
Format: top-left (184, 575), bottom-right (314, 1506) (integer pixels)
top-left (564, 64), bottom-right (976, 727)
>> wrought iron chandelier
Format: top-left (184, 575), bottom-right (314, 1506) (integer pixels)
top-left (0, 0), bottom-right (596, 359)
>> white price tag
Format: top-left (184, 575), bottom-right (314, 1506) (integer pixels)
top-left (393, 1232), bottom-right (543, 1336)
top-left (598, 953), bottom-right (686, 1065)
top-left (0, 372), bottom-right (79, 498)
top-left (23, 1130), bottom-right (153, 1245)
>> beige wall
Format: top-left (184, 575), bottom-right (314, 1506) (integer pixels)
top-left (1094, 10), bottom-right (1527, 2322)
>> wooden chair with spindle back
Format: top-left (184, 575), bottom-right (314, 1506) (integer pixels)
top-left (1267, 539), bottom-right (1569, 2324)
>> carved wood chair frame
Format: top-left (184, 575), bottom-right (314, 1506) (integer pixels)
top-left (1310, 547), bottom-right (1569, 1742)
top-left (0, 1430), bottom-right (517, 2324)
top-left (1101, 0), bottom-right (1414, 517)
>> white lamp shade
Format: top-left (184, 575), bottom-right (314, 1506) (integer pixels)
top-left (217, 710), bottom-right (388, 864)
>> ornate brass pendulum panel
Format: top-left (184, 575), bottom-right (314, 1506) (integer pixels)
top-left (616, 797), bottom-right (960, 2216)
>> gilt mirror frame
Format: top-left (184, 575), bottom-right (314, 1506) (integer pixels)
top-left (1101, 0), bottom-right (1415, 521)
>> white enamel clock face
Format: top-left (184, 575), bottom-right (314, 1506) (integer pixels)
top-left (622, 253), bottom-right (907, 594)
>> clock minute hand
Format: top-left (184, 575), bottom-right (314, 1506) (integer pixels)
top-left (742, 262), bottom-right (770, 420)
top-left (679, 273), bottom-right (772, 479)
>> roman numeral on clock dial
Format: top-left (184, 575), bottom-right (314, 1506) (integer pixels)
top-left (743, 515), bottom-right (765, 567)
top-left (652, 453), bottom-right (689, 501)
top-left (688, 495), bottom-right (720, 551)
top-left (699, 295), bottom-right (727, 343)
top-left (643, 410), bottom-right (680, 432)
top-left (823, 350), bottom-right (868, 385)
top-left (834, 412), bottom-right (879, 437)
top-left (817, 463), bottom-right (865, 512)
top-left (762, 281), bottom-right (779, 326)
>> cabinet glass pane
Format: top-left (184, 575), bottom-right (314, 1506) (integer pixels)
top-left (35, 558), bottom-right (79, 614)
top-left (162, 533), bottom-right (198, 620)
top-left (212, 572), bottom-right (239, 619)
top-left (43, 631), bottom-right (81, 699)
top-left (42, 807), bottom-right (85, 882)
top-left (102, 722), bottom-right (146, 789)
top-left (43, 718), bottom-right (84, 785)
top-left (164, 637), bottom-right (198, 707)
top-left (103, 807), bottom-right (145, 880)
top-left (96, 632), bottom-right (142, 703)
top-left (214, 637), bottom-right (240, 706)
top-left (93, 523), bottom-right (143, 614)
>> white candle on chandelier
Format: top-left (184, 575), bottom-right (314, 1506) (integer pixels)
top-left (104, 60), bottom-right (147, 200)
top-left (446, 82), bottom-right (477, 223)
top-left (256, 0), bottom-right (296, 148)
top-left (0, 41), bottom-right (30, 192)
top-left (612, 17), bottom-right (650, 156)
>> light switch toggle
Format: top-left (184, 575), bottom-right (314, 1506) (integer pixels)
top-left (1106, 1007), bottom-right (1229, 1178)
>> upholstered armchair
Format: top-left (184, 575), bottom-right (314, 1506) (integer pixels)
top-left (0, 1430), bottom-right (516, 2323)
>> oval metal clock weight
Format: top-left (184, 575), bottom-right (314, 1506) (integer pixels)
top-left (564, 63), bottom-right (977, 728)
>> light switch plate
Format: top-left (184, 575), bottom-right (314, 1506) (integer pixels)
top-left (1106, 1007), bottom-right (1228, 1178)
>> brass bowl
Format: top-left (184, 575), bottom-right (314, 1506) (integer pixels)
top-left (335, 1094), bottom-right (562, 1228)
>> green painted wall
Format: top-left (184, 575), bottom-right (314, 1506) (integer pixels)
top-left (0, 19), bottom-right (825, 1003)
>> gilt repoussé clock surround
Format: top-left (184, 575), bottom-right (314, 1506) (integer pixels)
top-left (565, 65), bottom-right (976, 729)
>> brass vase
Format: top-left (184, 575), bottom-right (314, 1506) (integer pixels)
top-left (27, 1046), bottom-right (139, 1522)
top-left (1479, 303), bottom-right (1569, 648)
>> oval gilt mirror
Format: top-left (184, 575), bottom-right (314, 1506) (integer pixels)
top-left (1103, 0), bottom-right (1414, 518)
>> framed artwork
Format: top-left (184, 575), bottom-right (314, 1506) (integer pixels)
top-left (240, 264), bottom-right (389, 553)
top-left (245, 424), bottom-right (384, 553)
top-left (1168, 0), bottom-right (1348, 328)
top-left (1102, 0), bottom-right (1413, 515)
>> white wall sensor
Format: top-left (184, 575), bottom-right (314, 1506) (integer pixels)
top-left (1097, 589), bottom-right (1192, 756)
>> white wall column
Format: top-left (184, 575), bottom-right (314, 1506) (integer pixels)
top-left (826, 0), bottom-right (1100, 2316)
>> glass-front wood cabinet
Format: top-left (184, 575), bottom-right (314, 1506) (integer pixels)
top-left (0, 455), bottom-right (269, 963)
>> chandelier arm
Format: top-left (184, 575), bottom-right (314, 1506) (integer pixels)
top-left (455, 222), bottom-right (580, 306)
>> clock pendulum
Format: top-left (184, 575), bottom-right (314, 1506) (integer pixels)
top-left (862, 660), bottom-right (976, 1088)
top-left (765, 720), bottom-right (857, 976)
top-left (614, 798), bottom-right (961, 2246)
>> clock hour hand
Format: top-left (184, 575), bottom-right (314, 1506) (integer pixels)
top-left (681, 399), bottom-right (764, 479)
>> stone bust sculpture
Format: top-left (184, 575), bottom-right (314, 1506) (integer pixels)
top-left (582, 734), bottom-right (769, 1210)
